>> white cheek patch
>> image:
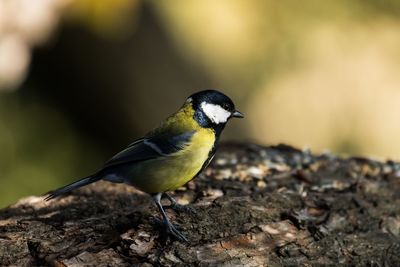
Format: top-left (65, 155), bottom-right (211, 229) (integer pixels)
top-left (201, 102), bottom-right (231, 124)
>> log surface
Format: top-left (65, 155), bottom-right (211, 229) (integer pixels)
top-left (1, 144), bottom-right (400, 266)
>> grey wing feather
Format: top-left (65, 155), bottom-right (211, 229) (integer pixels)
top-left (103, 139), bottom-right (160, 169)
top-left (102, 131), bottom-right (194, 170)
top-left (145, 131), bottom-right (195, 155)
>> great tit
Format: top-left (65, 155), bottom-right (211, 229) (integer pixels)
top-left (45, 90), bottom-right (243, 242)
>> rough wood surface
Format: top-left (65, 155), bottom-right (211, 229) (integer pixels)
top-left (1, 144), bottom-right (400, 266)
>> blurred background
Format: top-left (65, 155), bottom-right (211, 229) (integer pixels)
top-left (1, 0), bottom-right (400, 207)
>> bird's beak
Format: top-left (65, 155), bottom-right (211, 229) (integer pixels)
top-left (232, 110), bottom-right (244, 118)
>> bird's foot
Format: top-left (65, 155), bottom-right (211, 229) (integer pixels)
top-left (164, 220), bottom-right (188, 243)
top-left (152, 217), bottom-right (189, 243)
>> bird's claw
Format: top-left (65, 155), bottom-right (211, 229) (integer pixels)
top-left (152, 217), bottom-right (189, 243)
top-left (165, 221), bottom-right (189, 243)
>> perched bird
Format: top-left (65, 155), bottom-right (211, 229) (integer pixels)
top-left (45, 90), bottom-right (243, 241)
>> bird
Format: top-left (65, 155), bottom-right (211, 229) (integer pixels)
top-left (45, 89), bottom-right (243, 242)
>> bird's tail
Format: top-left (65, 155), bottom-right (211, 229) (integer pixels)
top-left (44, 175), bottom-right (101, 201)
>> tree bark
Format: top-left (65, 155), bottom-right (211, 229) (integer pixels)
top-left (1, 144), bottom-right (400, 266)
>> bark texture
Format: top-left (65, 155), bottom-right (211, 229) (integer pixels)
top-left (1, 144), bottom-right (400, 266)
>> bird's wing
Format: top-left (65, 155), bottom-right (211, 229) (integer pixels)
top-left (102, 131), bottom-right (195, 170)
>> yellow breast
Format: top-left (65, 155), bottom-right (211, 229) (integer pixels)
top-left (124, 103), bottom-right (216, 193)
top-left (172, 127), bottom-right (215, 180)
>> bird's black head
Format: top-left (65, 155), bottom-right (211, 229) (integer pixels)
top-left (187, 90), bottom-right (243, 133)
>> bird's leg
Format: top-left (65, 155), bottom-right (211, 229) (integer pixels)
top-left (163, 192), bottom-right (196, 214)
top-left (164, 192), bottom-right (178, 207)
top-left (153, 193), bottom-right (188, 242)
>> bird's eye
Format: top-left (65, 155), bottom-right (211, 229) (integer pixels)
top-left (222, 103), bottom-right (229, 110)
